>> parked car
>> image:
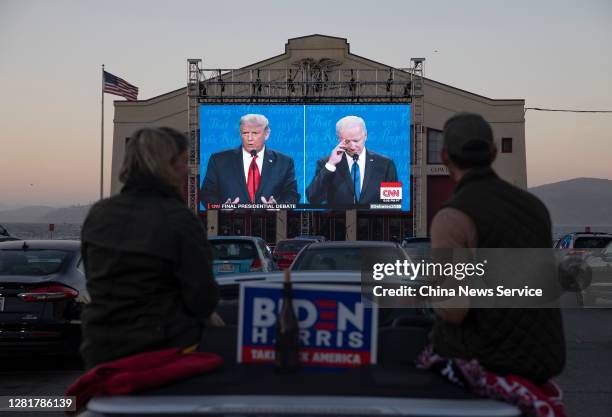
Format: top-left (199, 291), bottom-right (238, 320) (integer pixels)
top-left (85, 387), bottom-right (519, 417)
top-left (582, 241), bottom-right (612, 305)
top-left (554, 231), bottom-right (612, 303)
top-left (554, 231), bottom-right (612, 253)
top-left (215, 270), bottom-right (362, 309)
top-left (401, 237), bottom-right (431, 260)
top-left (213, 268), bottom-right (430, 325)
top-left (0, 240), bottom-right (88, 356)
top-left (272, 238), bottom-right (317, 269)
top-left (290, 240), bottom-right (409, 271)
top-left (82, 269), bottom-right (520, 417)
top-left (0, 224), bottom-right (19, 242)
top-left (209, 236), bottom-right (278, 276)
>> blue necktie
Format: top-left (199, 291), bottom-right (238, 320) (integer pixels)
top-left (351, 161), bottom-right (361, 202)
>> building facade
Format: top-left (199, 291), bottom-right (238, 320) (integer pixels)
top-left (110, 35), bottom-right (526, 242)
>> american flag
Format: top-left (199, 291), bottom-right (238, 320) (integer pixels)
top-left (103, 70), bottom-right (138, 101)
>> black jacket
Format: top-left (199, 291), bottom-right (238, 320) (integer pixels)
top-left (200, 147), bottom-right (300, 206)
top-left (432, 167), bottom-right (565, 383)
top-left (306, 150), bottom-right (398, 205)
top-left (446, 167), bottom-right (552, 248)
top-left (80, 175), bottom-right (219, 369)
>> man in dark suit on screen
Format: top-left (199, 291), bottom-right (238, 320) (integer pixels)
top-left (306, 115), bottom-right (398, 206)
top-left (200, 114), bottom-right (300, 206)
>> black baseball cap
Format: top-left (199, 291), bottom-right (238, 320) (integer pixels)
top-left (443, 112), bottom-right (495, 168)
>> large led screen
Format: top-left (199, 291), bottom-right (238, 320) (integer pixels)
top-left (199, 104), bottom-right (410, 211)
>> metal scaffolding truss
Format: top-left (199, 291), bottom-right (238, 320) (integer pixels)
top-left (300, 211), bottom-right (313, 236)
top-left (187, 59), bottom-right (426, 237)
top-left (195, 66), bottom-right (414, 103)
top-left (410, 58), bottom-right (426, 237)
top-left (187, 59), bottom-right (202, 213)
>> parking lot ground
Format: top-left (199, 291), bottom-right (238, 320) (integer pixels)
top-left (557, 306), bottom-right (612, 417)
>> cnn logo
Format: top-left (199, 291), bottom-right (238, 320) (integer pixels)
top-left (380, 182), bottom-right (402, 200)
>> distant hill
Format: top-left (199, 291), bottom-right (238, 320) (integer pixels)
top-left (530, 178), bottom-right (612, 225)
top-left (0, 206), bottom-right (56, 223)
top-left (0, 203), bottom-right (20, 211)
top-left (0, 204), bottom-right (91, 224)
top-left (41, 205), bottom-right (91, 224)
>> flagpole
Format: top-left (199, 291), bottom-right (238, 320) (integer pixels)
top-left (100, 64), bottom-right (104, 200)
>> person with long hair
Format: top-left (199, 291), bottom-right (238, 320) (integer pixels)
top-left (80, 127), bottom-right (220, 369)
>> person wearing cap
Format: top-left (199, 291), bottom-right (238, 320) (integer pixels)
top-left (427, 113), bottom-right (565, 384)
top-left (200, 114), bottom-right (300, 207)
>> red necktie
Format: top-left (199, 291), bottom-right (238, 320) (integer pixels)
top-left (247, 155), bottom-right (260, 203)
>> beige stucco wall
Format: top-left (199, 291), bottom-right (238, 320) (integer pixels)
top-left (110, 88), bottom-right (187, 194)
top-left (423, 80), bottom-right (526, 188)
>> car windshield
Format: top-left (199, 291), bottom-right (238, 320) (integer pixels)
top-left (292, 247), bottom-right (407, 271)
top-left (574, 237), bottom-right (612, 249)
top-left (0, 249), bottom-right (71, 275)
top-left (211, 240), bottom-right (257, 260)
top-left (275, 240), bottom-right (313, 252)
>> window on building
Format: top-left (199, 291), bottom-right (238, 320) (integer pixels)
top-left (501, 137), bottom-right (513, 153)
top-left (427, 128), bottom-right (443, 164)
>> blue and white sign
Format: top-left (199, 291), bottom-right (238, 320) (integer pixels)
top-left (238, 283), bottom-right (378, 368)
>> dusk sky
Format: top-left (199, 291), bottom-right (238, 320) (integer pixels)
top-left (1, 0), bottom-right (610, 207)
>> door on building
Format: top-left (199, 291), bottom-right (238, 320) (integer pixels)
top-left (426, 175), bottom-right (455, 232)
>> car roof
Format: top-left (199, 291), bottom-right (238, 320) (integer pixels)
top-left (567, 232), bottom-right (612, 237)
top-left (277, 238), bottom-right (317, 243)
top-left (402, 237), bottom-right (431, 242)
top-left (87, 395), bottom-right (521, 416)
top-left (0, 239), bottom-right (81, 251)
top-left (216, 270), bottom-right (361, 286)
top-left (305, 240), bottom-right (400, 249)
top-left (209, 236), bottom-right (263, 242)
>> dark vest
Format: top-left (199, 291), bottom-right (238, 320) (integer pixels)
top-left (446, 167), bottom-right (552, 248)
top-left (431, 167), bottom-right (566, 383)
